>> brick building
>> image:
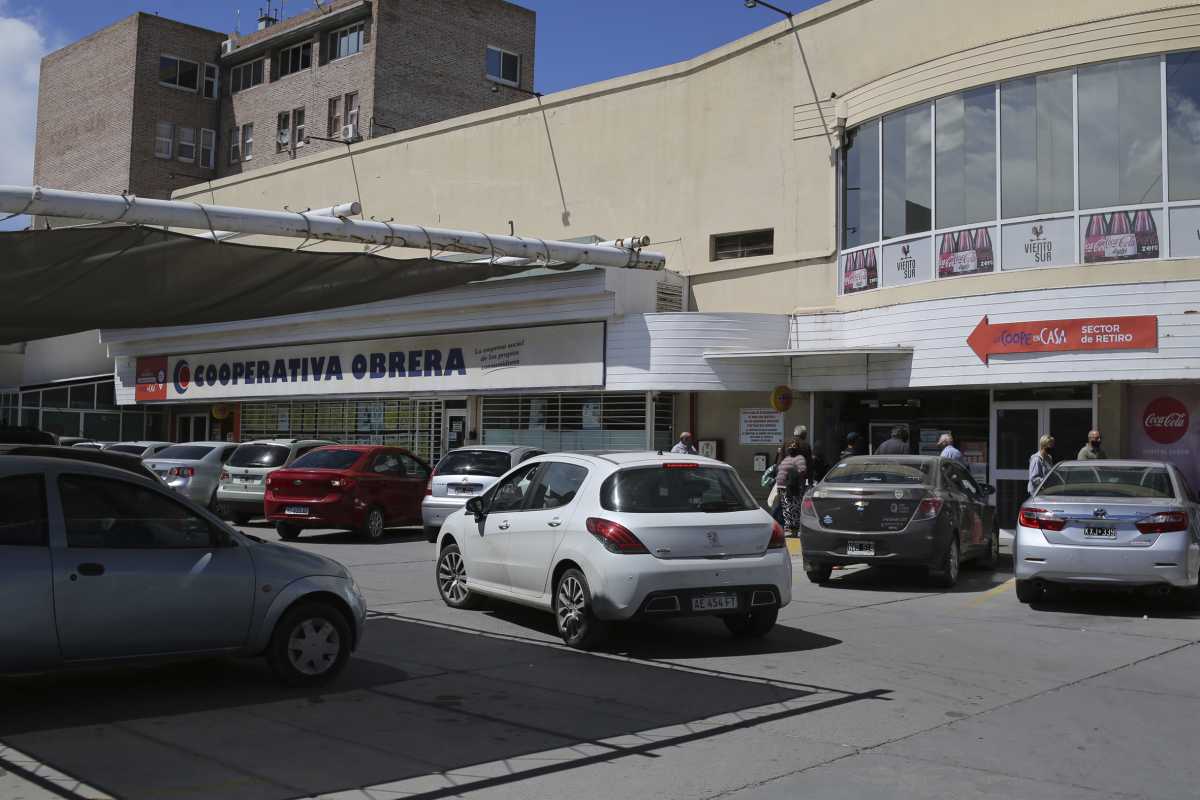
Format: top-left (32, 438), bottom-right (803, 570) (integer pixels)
top-left (33, 0), bottom-right (536, 197)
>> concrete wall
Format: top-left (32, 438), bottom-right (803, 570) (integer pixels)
top-left (1097, 382), bottom-right (1127, 459)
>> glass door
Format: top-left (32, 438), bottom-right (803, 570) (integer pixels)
top-left (176, 414), bottom-right (208, 442)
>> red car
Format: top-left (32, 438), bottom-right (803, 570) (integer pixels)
top-left (265, 445), bottom-right (431, 541)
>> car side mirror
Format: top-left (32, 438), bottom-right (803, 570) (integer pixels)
top-left (465, 496), bottom-right (486, 519)
top-left (980, 484), bottom-right (996, 496)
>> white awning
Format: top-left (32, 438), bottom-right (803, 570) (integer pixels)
top-left (703, 346), bottom-right (913, 360)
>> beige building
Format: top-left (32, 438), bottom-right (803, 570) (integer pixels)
top-left (83, 0), bottom-right (1200, 528)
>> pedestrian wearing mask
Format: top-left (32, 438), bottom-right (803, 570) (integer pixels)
top-left (1028, 434), bottom-right (1055, 495)
top-left (1077, 430), bottom-right (1106, 460)
top-left (763, 447), bottom-right (784, 519)
top-left (774, 442), bottom-right (808, 536)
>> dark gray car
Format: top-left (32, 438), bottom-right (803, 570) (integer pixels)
top-left (0, 455), bottom-right (366, 685)
top-left (799, 455), bottom-right (998, 587)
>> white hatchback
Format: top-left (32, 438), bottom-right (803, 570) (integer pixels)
top-left (433, 451), bottom-right (791, 648)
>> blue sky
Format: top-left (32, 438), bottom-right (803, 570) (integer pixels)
top-left (0, 0), bottom-right (822, 228)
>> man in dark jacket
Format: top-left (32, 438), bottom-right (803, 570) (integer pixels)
top-left (875, 426), bottom-right (910, 455)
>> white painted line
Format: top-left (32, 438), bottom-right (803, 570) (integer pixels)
top-left (0, 742), bottom-right (113, 800)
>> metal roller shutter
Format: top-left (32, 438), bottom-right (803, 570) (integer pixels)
top-left (481, 392), bottom-right (674, 452)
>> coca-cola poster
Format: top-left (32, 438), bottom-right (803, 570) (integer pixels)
top-left (937, 226), bottom-right (995, 278)
top-left (881, 239), bottom-right (932, 287)
top-left (1081, 208), bottom-right (1160, 264)
top-left (841, 247), bottom-right (878, 294)
top-left (1127, 386), bottom-right (1199, 489)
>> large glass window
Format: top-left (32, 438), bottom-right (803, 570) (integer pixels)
top-left (1001, 70), bottom-right (1074, 218)
top-left (841, 120), bottom-right (880, 248)
top-left (1167, 51), bottom-right (1200, 201)
top-left (883, 105), bottom-right (932, 239)
top-left (936, 87), bottom-right (996, 228)
top-left (1078, 57), bottom-right (1162, 209)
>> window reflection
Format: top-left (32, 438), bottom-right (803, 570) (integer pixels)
top-left (883, 105), bottom-right (931, 239)
top-left (1078, 57), bottom-right (1162, 209)
top-left (1001, 70), bottom-right (1073, 218)
top-left (936, 86), bottom-right (996, 228)
top-left (1167, 51), bottom-right (1200, 201)
top-left (841, 120), bottom-right (879, 248)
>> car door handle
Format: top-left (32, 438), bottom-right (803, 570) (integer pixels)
top-left (498, 521), bottom-right (510, 530)
top-left (76, 563), bottom-right (105, 577)
top-left (547, 518), bottom-right (562, 528)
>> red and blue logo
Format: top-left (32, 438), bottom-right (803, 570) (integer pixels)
top-left (173, 360), bottom-right (192, 394)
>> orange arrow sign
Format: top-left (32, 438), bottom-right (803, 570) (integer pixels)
top-left (967, 315), bottom-right (1157, 365)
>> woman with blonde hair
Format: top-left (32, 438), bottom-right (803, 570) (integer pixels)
top-left (1028, 434), bottom-right (1055, 495)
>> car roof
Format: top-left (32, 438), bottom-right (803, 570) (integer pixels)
top-left (840, 454), bottom-right (939, 461)
top-left (308, 444), bottom-right (409, 452)
top-left (551, 450), bottom-right (728, 466)
top-left (440, 445), bottom-right (539, 456)
top-left (108, 440), bottom-right (171, 447)
top-left (0, 446), bottom-right (157, 478)
top-left (159, 441), bottom-right (232, 447)
top-left (1052, 459), bottom-right (1173, 469)
top-left (239, 438), bottom-right (333, 446)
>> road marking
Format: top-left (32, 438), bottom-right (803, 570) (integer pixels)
top-left (0, 742), bottom-right (112, 799)
top-left (966, 577), bottom-right (1015, 607)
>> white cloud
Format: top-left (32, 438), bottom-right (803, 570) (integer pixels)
top-left (0, 6), bottom-right (47, 228)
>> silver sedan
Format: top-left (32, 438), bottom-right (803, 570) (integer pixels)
top-left (1015, 460), bottom-right (1200, 602)
top-left (0, 455), bottom-right (365, 685)
top-left (144, 441), bottom-right (239, 510)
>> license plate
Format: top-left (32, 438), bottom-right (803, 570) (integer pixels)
top-left (1083, 526), bottom-right (1117, 538)
top-left (452, 485), bottom-right (480, 495)
top-left (235, 476), bottom-right (260, 485)
top-left (692, 594), bottom-right (738, 612)
top-left (285, 505), bottom-right (310, 516)
top-left (847, 541), bottom-right (875, 556)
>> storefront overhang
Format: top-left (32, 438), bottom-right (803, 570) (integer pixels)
top-left (703, 347), bottom-right (914, 361)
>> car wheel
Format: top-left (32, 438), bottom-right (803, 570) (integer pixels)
top-left (208, 491), bottom-right (223, 515)
top-left (361, 507), bottom-right (386, 541)
top-left (233, 512), bottom-right (253, 526)
top-left (266, 601), bottom-right (351, 687)
top-left (554, 568), bottom-right (605, 649)
top-left (1015, 578), bottom-right (1038, 604)
top-left (276, 522), bottom-right (301, 541)
top-left (930, 535), bottom-right (960, 589)
top-left (424, 525), bottom-right (440, 544)
top-left (978, 523), bottom-right (999, 570)
top-left (723, 606), bottom-right (778, 638)
top-left (805, 563), bottom-right (833, 584)
top-left (436, 543), bottom-right (482, 609)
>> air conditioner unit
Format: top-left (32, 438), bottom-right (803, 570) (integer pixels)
top-left (277, 130), bottom-right (290, 146)
top-left (341, 123), bottom-right (358, 141)
top-left (221, 39), bottom-right (234, 55)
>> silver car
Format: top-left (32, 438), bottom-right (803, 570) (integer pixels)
top-left (1016, 460), bottom-right (1200, 603)
top-left (104, 440), bottom-right (173, 458)
top-left (145, 441), bottom-right (239, 510)
top-left (421, 445), bottom-right (544, 541)
top-left (0, 455), bottom-right (365, 685)
top-left (217, 438), bottom-right (334, 525)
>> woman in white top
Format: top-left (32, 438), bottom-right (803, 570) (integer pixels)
top-left (1027, 434), bottom-right (1055, 496)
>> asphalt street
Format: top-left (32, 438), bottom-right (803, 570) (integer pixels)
top-left (2, 525), bottom-right (1197, 800)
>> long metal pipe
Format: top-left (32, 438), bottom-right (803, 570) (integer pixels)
top-left (205, 200), bottom-right (362, 241)
top-left (0, 185), bottom-right (666, 270)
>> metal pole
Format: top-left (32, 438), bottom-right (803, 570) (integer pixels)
top-left (0, 185), bottom-right (666, 270)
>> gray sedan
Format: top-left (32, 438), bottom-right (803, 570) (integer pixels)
top-left (421, 445), bottom-right (544, 541)
top-left (1015, 460), bottom-right (1200, 602)
top-left (145, 441), bottom-right (238, 510)
top-left (0, 455), bottom-right (365, 685)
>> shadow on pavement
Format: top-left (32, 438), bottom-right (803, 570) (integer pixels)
top-left (0, 617), bottom-right (881, 800)
top-left (814, 561), bottom-right (1012, 594)
top-left (1028, 586), bottom-right (1200, 619)
top-left (242, 525), bottom-right (429, 545)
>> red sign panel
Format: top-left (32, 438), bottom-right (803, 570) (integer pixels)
top-left (967, 315), bottom-right (1157, 364)
top-left (1143, 396), bottom-right (1189, 445)
top-left (135, 356), bottom-right (168, 401)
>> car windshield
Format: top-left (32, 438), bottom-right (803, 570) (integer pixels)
top-left (1038, 465), bottom-right (1176, 499)
top-left (600, 465), bottom-right (758, 513)
top-left (228, 443), bottom-right (290, 468)
top-left (823, 459), bottom-right (932, 485)
top-left (154, 445), bottom-right (214, 460)
top-left (106, 445), bottom-right (146, 455)
top-left (434, 450), bottom-right (512, 477)
top-left (290, 449), bottom-right (362, 470)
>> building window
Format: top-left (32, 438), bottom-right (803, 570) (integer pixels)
top-left (177, 126), bottom-right (196, 162)
top-left (328, 23), bottom-right (364, 60)
top-left (276, 111), bottom-right (291, 152)
top-left (345, 91), bottom-right (359, 136)
top-left (882, 104), bottom-right (932, 239)
top-left (230, 59), bottom-right (265, 93)
top-left (935, 86), bottom-right (995, 229)
top-left (278, 41), bottom-right (312, 78)
top-left (486, 46), bottom-right (520, 86)
top-left (1000, 70), bottom-right (1073, 218)
top-left (1078, 56), bottom-right (1162, 210)
top-left (159, 54), bottom-right (199, 91)
top-left (1167, 51), bottom-right (1200, 201)
top-left (710, 229), bottom-right (774, 261)
top-left (228, 126), bottom-right (241, 163)
top-left (841, 120), bottom-right (880, 249)
top-left (242, 123), bottom-right (254, 160)
top-left (200, 128), bottom-right (216, 169)
top-left (154, 121), bottom-right (174, 159)
top-left (202, 63), bottom-right (218, 98)
top-left (328, 96), bottom-right (341, 137)
top-left (293, 107), bottom-right (305, 146)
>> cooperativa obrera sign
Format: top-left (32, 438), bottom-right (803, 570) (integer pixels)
top-left (134, 322), bottom-right (605, 401)
top-left (967, 315), bottom-right (1158, 365)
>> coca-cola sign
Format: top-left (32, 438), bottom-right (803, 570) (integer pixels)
top-left (1143, 396), bottom-right (1189, 444)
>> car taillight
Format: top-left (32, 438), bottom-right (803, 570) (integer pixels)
top-left (913, 497), bottom-right (943, 521)
top-left (800, 496), bottom-right (817, 519)
top-left (1136, 511), bottom-right (1188, 534)
top-left (425, 478), bottom-right (432, 496)
top-left (220, 470), bottom-right (230, 481)
top-left (330, 477), bottom-right (356, 489)
top-left (168, 466), bottom-right (195, 478)
top-left (767, 520), bottom-right (786, 549)
top-left (1018, 507), bottom-right (1065, 531)
top-left (586, 517), bottom-right (648, 554)
top-left (662, 463), bottom-right (699, 469)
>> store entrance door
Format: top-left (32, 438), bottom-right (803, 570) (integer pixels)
top-left (991, 400), bottom-right (1093, 531)
top-left (176, 413), bottom-right (208, 442)
top-left (444, 408), bottom-right (468, 454)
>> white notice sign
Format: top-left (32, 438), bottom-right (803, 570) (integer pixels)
top-left (739, 408), bottom-right (784, 445)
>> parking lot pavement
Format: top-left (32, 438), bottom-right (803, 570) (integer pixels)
top-left (2, 524), bottom-right (1197, 800)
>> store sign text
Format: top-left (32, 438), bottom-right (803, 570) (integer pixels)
top-left (966, 315), bottom-right (1157, 365)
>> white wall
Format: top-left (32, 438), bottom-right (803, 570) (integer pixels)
top-left (21, 331), bottom-right (112, 386)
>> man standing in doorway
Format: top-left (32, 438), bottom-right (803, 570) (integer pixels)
top-left (938, 432), bottom-right (965, 464)
top-left (671, 431), bottom-right (698, 455)
top-left (876, 426), bottom-right (910, 455)
top-left (1077, 430), bottom-right (1107, 460)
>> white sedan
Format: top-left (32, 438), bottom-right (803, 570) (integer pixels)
top-left (433, 451), bottom-right (791, 648)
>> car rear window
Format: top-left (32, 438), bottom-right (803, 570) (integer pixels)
top-left (600, 465), bottom-right (757, 513)
top-left (1039, 465), bottom-right (1176, 499)
top-left (106, 445), bottom-right (145, 455)
top-left (823, 459), bottom-right (932, 485)
top-left (434, 450), bottom-right (512, 477)
top-left (228, 443), bottom-right (290, 468)
top-left (291, 449), bottom-right (362, 470)
top-left (155, 445), bottom-right (214, 460)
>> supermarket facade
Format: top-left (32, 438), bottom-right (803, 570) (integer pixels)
top-left (8, 0), bottom-right (1200, 529)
